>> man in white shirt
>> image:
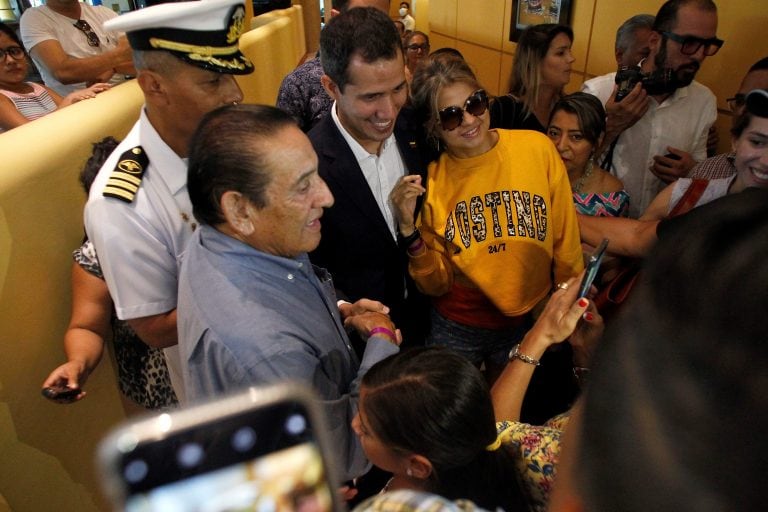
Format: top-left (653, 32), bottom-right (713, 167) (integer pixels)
top-left (398, 2), bottom-right (415, 31)
top-left (308, 7), bottom-right (430, 348)
top-left (582, 0), bottom-right (721, 217)
top-left (20, 0), bottom-right (134, 96)
top-left (84, 0), bottom-right (253, 402)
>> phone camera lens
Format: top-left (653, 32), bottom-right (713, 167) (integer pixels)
top-left (285, 413), bottom-right (307, 435)
top-left (231, 426), bottom-right (257, 452)
top-left (177, 442), bottom-right (204, 468)
top-left (124, 459), bottom-right (148, 483)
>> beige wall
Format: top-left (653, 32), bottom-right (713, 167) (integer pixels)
top-left (427, 0), bottom-right (768, 154)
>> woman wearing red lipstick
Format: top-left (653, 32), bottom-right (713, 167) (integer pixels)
top-left (0, 22), bottom-right (108, 132)
top-left (392, 55), bottom-right (582, 405)
top-left (490, 24), bottom-right (575, 133)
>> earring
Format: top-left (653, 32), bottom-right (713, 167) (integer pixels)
top-left (406, 468), bottom-right (413, 476)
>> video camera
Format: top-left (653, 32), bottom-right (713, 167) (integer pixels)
top-left (614, 66), bottom-right (678, 102)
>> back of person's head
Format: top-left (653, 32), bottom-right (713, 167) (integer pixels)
top-left (575, 187), bottom-right (768, 512)
top-left (320, 7), bottom-right (402, 92)
top-left (510, 23), bottom-right (573, 111)
top-left (730, 88), bottom-right (768, 138)
top-left (411, 56), bottom-right (482, 141)
top-left (748, 56), bottom-right (768, 73)
top-left (550, 92), bottom-right (606, 147)
top-left (615, 14), bottom-right (655, 53)
top-left (429, 47), bottom-right (464, 61)
top-left (0, 22), bottom-right (23, 48)
top-left (333, 0), bottom-right (390, 13)
top-left (79, 137), bottom-right (120, 194)
top-left (653, 0), bottom-right (717, 33)
top-left (361, 347), bottom-right (527, 511)
top-left (187, 104), bottom-right (296, 226)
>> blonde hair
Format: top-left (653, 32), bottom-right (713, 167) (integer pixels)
top-left (509, 24), bottom-right (573, 116)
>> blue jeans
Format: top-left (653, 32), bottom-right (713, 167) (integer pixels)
top-left (426, 307), bottom-right (531, 366)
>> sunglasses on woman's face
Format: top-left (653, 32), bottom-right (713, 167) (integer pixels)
top-left (438, 89), bottom-right (489, 131)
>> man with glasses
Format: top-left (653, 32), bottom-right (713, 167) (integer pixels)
top-left (20, 0), bottom-right (134, 96)
top-left (690, 56), bottom-right (768, 180)
top-left (583, 0), bottom-right (721, 217)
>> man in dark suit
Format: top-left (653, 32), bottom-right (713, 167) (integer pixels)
top-left (308, 7), bottom-right (429, 348)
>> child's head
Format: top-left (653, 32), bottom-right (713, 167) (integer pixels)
top-left (0, 23), bottom-right (28, 86)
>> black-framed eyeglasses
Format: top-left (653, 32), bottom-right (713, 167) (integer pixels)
top-left (406, 43), bottom-right (430, 52)
top-left (661, 31), bottom-right (723, 56)
top-left (438, 89), bottom-right (489, 131)
top-left (726, 93), bottom-right (745, 113)
top-left (73, 19), bottom-right (101, 47)
top-left (0, 46), bottom-right (25, 60)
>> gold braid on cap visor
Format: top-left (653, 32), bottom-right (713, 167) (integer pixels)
top-left (149, 37), bottom-right (248, 71)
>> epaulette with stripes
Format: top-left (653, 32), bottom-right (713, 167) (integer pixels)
top-left (102, 146), bottom-right (148, 203)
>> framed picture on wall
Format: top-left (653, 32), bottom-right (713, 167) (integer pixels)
top-left (510, 0), bottom-right (573, 42)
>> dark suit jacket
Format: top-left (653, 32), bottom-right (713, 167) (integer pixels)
top-left (308, 110), bottom-right (431, 347)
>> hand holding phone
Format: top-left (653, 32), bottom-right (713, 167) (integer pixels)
top-left (578, 239), bottom-right (609, 298)
top-left (98, 384), bottom-right (343, 512)
top-left (41, 385), bottom-right (82, 404)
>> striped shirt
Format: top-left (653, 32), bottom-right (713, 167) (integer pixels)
top-left (1, 82), bottom-right (58, 122)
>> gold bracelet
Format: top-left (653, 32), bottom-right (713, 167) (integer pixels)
top-left (508, 344), bottom-right (540, 366)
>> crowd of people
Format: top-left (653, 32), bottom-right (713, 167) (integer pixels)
top-left (12, 0), bottom-right (765, 509)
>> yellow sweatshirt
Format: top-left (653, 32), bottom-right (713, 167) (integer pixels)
top-left (409, 129), bottom-right (584, 316)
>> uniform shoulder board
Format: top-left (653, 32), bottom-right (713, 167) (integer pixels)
top-left (102, 146), bottom-right (149, 203)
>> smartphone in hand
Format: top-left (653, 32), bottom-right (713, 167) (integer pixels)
top-left (578, 239), bottom-right (609, 298)
top-left (98, 383), bottom-right (344, 512)
top-left (41, 385), bottom-right (81, 404)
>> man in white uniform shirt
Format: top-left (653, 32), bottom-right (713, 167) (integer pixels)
top-left (582, 0), bottom-right (721, 217)
top-left (84, 0), bottom-right (253, 402)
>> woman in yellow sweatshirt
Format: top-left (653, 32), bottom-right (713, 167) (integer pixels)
top-left (391, 55), bottom-right (583, 386)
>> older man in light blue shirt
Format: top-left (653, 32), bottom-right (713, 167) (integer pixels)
top-left (178, 105), bottom-right (401, 481)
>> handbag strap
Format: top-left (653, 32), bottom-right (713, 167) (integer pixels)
top-left (668, 178), bottom-right (709, 218)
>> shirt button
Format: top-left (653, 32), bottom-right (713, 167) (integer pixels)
top-left (287, 273), bottom-right (294, 280)
top-left (297, 262), bottom-right (303, 268)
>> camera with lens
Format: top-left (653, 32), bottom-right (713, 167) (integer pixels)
top-left (614, 66), bottom-right (677, 102)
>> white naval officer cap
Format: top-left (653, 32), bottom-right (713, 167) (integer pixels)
top-left (104, 0), bottom-right (254, 75)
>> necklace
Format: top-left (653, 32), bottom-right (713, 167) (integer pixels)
top-left (572, 159), bottom-right (594, 194)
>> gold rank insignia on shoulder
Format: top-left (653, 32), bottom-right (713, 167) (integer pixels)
top-left (102, 146), bottom-right (149, 203)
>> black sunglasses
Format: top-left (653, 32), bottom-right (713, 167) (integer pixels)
top-left (0, 46), bottom-right (25, 60)
top-left (438, 89), bottom-right (489, 131)
top-left (661, 31), bottom-right (723, 56)
top-left (73, 19), bottom-right (101, 47)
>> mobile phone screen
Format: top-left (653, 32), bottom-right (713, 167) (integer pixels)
top-left (112, 399), bottom-right (336, 512)
top-left (577, 238), bottom-right (609, 298)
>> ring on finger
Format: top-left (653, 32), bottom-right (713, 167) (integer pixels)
top-left (556, 282), bottom-right (569, 291)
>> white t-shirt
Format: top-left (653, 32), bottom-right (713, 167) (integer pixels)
top-left (582, 72), bottom-right (716, 218)
top-left (20, 4), bottom-right (123, 96)
top-left (330, 102), bottom-right (406, 240)
top-left (400, 13), bottom-right (415, 31)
